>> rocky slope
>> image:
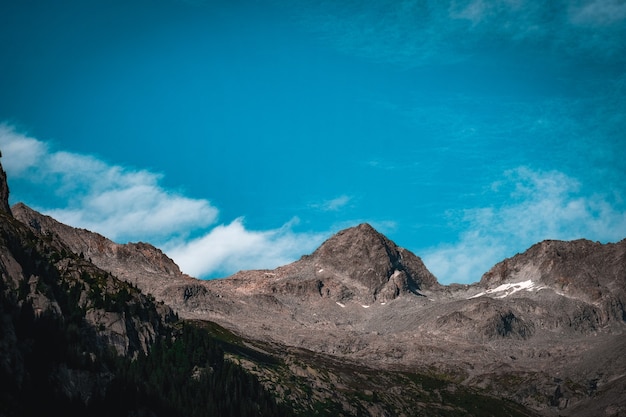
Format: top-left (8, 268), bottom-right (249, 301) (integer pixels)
top-left (481, 238), bottom-right (626, 306)
top-left (2, 208), bottom-right (178, 358)
top-left (12, 202), bottom-right (197, 302)
top-left (0, 159), bottom-right (294, 416)
top-left (8, 168), bottom-right (626, 416)
top-left (0, 177), bottom-right (179, 412)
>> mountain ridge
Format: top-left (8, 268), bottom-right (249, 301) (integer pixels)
top-left (4, 161), bottom-right (626, 416)
top-left (480, 238), bottom-right (626, 300)
top-left (12, 202), bottom-right (196, 300)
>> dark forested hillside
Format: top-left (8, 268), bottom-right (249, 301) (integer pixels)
top-left (99, 322), bottom-right (290, 417)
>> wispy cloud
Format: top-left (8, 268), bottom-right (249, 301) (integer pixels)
top-left (290, 0), bottom-right (626, 66)
top-left (422, 167), bottom-right (626, 284)
top-left (311, 195), bottom-right (353, 212)
top-left (0, 124), bottom-right (325, 278)
top-left (569, 0), bottom-right (626, 26)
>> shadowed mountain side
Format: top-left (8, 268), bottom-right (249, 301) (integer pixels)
top-left (0, 161), bottom-right (294, 417)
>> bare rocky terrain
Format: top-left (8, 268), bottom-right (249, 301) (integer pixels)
top-left (11, 185), bottom-right (626, 416)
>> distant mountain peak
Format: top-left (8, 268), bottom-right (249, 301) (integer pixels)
top-left (312, 223), bottom-right (391, 258)
top-left (479, 238), bottom-right (626, 302)
top-left (304, 223), bottom-right (440, 301)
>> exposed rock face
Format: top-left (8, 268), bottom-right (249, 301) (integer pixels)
top-left (479, 238), bottom-right (626, 327)
top-left (12, 202), bottom-right (195, 302)
top-left (0, 159), bottom-right (174, 355)
top-left (306, 223), bottom-right (440, 299)
top-left (0, 211), bottom-right (175, 359)
top-left (0, 155), bottom-right (11, 215)
top-left (0, 160), bottom-right (177, 406)
top-left (481, 239), bottom-right (626, 300)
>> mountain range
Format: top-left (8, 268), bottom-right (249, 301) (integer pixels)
top-left (2, 158), bottom-right (626, 416)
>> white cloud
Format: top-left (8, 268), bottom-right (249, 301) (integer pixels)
top-left (0, 124), bottom-right (329, 279)
top-left (0, 125), bottom-right (218, 242)
top-left (422, 167), bottom-right (626, 284)
top-left (166, 218), bottom-right (325, 278)
top-left (0, 124), bottom-right (48, 175)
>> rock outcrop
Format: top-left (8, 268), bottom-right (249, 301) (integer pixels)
top-left (480, 238), bottom-right (626, 299)
top-left (479, 238), bottom-right (626, 327)
top-left (0, 153), bottom-right (11, 215)
top-left (306, 223), bottom-right (440, 299)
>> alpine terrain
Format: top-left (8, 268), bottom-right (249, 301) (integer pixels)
top-left (3, 156), bottom-right (626, 416)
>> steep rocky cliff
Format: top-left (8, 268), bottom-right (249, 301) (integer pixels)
top-left (1, 207), bottom-right (176, 358)
top-left (0, 155), bottom-right (10, 215)
top-left (0, 160), bottom-right (176, 411)
top-left (0, 158), bottom-right (290, 417)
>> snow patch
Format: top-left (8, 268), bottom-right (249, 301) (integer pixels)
top-left (470, 279), bottom-right (547, 299)
top-left (336, 302), bottom-right (345, 308)
top-left (362, 305), bottom-right (370, 308)
top-left (318, 268), bottom-right (324, 273)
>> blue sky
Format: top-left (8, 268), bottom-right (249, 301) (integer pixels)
top-left (1, 0), bottom-right (625, 284)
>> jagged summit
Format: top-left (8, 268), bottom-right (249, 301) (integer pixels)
top-left (311, 223), bottom-right (439, 290)
top-left (214, 223), bottom-right (440, 305)
top-left (308, 223), bottom-right (440, 297)
top-left (0, 155), bottom-right (12, 215)
top-left (311, 223), bottom-right (388, 259)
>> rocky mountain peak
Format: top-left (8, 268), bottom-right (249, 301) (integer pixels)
top-left (479, 238), bottom-right (626, 302)
top-left (0, 157), bottom-right (12, 215)
top-left (307, 223), bottom-right (440, 299)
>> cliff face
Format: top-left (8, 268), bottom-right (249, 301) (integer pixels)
top-left (0, 160), bottom-right (177, 408)
top-left (1, 209), bottom-right (176, 359)
top-left (0, 155), bottom-right (11, 215)
top-left (478, 238), bottom-right (626, 329)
